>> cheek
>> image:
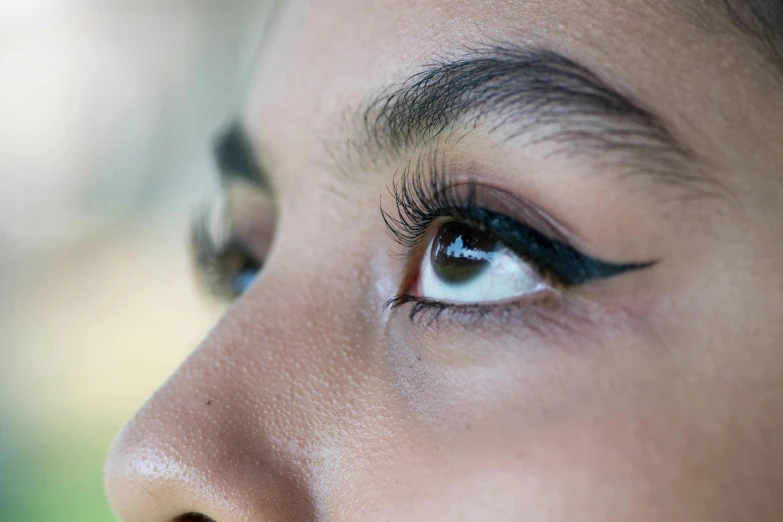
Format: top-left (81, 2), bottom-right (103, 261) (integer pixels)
top-left (327, 414), bottom-right (645, 521)
top-left (331, 400), bottom-right (777, 522)
top-left (374, 312), bottom-right (783, 521)
top-left (383, 301), bottom-right (663, 433)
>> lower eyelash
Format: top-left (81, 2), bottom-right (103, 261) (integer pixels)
top-left (387, 293), bottom-right (503, 326)
top-left (385, 293), bottom-right (582, 334)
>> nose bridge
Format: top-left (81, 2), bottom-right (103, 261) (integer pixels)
top-left (104, 269), bottom-right (374, 521)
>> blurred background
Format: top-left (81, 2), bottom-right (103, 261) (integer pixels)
top-left (0, 2), bottom-right (271, 520)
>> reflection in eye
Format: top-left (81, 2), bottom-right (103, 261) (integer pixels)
top-left (421, 221), bottom-right (549, 304)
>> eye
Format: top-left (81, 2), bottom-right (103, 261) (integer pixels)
top-left (382, 169), bottom-right (657, 319)
top-left (417, 221), bottom-right (550, 304)
top-left (190, 208), bottom-right (264, 301)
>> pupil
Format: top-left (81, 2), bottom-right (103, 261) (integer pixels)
top-left (431, 221), bottom-right (498, 284)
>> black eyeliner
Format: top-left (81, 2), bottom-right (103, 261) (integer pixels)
top-left (451, 206), bottom-right (655, 286)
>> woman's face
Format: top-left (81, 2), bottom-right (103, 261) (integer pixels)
top-left (104, 0), bottom-right (783, 520)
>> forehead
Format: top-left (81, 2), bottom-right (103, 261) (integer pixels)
top-left (244, 0), bottom-right (779, 188)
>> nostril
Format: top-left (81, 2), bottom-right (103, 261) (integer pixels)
top-left (175, 514), bottom-right (217, 522)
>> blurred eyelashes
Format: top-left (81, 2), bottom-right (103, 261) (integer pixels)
top-left (190, 206), bottom-right (262, 300)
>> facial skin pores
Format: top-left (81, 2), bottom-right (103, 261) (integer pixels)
top-left (105, 1), bottom-right (783, 520)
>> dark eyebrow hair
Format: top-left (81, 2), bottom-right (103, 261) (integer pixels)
top-left (721, 0), bottom-right (783, 73)
top-left (360, 44), bottom-right (723, 198)
top-left (213, 122), bottom-right (269, 190)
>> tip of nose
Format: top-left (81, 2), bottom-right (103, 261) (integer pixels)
top-left (103, 427), bottom-right (135, 516)
top-left (103, 420), bottom-right (321, 522)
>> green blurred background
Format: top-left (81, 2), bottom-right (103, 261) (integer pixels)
top-left (0, 2), bottom-right (271, 520)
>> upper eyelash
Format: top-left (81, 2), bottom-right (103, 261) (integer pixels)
top-left (380, 153), bottom-right (478, 255)
top-left (190, 204), bottom-right (252, 300)
top-left (190, 205), bottom-right (230, 297)
top-left (380, 155), bottom-right (566, 283)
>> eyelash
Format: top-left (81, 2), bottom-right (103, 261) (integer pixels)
top-left (380, 159), bottom-right (651, 322)
top-left (190, 161), bottom-right (651, 318)
top-left (190, 205), bottom-right (260, 301)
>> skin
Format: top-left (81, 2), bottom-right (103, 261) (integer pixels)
top-left (104, 0), bottom-right (783, 520)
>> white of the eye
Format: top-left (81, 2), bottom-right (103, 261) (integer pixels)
top-left (419, 240), bottom-right (548, 304)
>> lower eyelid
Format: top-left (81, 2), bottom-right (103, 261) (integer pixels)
top-left (386, 290), bottom-right (592, 336)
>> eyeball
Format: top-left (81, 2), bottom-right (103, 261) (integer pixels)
top-left (418, 221), bottom-right (549, 304)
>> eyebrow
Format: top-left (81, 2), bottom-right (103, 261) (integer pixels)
top-left (213, 122), bottom-right (269, 190)
top-left (719, 0), bottom-right (783, 75)
top-left (359, 44), bottom-right (722, 198)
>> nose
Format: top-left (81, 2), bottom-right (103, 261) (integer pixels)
top-left (103, 268), bottom-right (377, 521)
